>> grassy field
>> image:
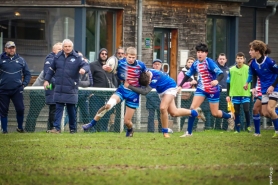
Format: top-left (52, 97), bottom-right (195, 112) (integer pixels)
top-left (0, 130), bottom-right (277, 185)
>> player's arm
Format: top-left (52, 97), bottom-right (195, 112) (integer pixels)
top-left (226, 70), bottom-right (231, 101)
top-left (208, 59), bottom-right (223, 86)
top-left (270, 59), bottom-right (278, 88)
top-left (127, 85), bottom-right (152, 95)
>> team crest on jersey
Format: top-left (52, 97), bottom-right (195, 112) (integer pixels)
top-left (133, 98), bottom-right (138, 102)
top-left (210, 94), bottom-right (214, 98)
top-left (70, 58), bottom-right (75, 62)
top-left (274, 64), bottom-right (278, 68)
top-left (3, 60), bottom-right (6, 63)
top-left (45, 61), bottom-right (50, 64)
top-left (151, 79), bottom-right (158, 83)
top-left (16, 60), bottom-right (18, 63)
top-left (134, 69), bottom-right (140, 74)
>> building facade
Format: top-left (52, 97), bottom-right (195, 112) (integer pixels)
top-left (0, 0), bottom-right (258, 81)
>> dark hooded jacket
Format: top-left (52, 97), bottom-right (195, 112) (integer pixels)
top-left (44, 50), bottom-right (89, 104)
top-left (216, 61), bottom-right (229, 89)
top-left (43, 52), bottom-right (56, 104)
top-left (0, 52), bottom-right (31, 89)
top-left (90, 48), bottom-right (118, 88)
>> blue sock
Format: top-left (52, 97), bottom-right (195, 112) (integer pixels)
top-left (89, 119), bottom-right (97, 127)
top-left (191, 110), bottom-right (198, 117)
top-left (162, 128), bottom-right (168, 133)
top-left (126, 128), bottom-right (133, 136)
top-left (187, 116), bottom-right (196, 134)
top-left (235, 115), bottom-right (240, 132)
top-left (1, 117), bottom-right (8, 132)
top-left (16, 115), bottom-right (24, 130)
top-left (253, 114), bottom-right (260, 134)
top-left (272, 118), bottom-right (278, 131)
top-left (221, 111), bottom-right (231, 119)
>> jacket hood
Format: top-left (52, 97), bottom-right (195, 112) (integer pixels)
top-left (98, 48), bottom-right (108, 63)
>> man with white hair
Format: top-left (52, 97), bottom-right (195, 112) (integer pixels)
top-left (44, 39), bottom-right (89, 134)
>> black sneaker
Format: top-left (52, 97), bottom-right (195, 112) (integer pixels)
top-left (16, 128), bottom-right (25, 133)
top-left (70, 130), bottom-right (76, 134)
top-left (2, 131), bottom-right (8, 134)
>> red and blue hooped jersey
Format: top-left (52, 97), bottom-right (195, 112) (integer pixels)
top-left (186, 57), bottom-right (223, 93)
top-left (117, 58), bottom-right (147, 87)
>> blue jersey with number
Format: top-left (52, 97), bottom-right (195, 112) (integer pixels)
top-left (116, 58), bottom-right (147, 87)
top-left (149, 69), bottom-right (176, 94)
top-left (249, 56), bottom-right (278, 94)
top-left (186, 57), bottom-right (223, 93)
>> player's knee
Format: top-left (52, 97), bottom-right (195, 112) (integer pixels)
top-left (96, 106), bottom-right (108, 118)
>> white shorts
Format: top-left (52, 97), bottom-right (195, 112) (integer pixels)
top-left (262, 92), bottom-right (278, 104)
top-left (158, 87), bottom-right (177, 99)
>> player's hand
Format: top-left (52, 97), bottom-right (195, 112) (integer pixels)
top-left (79, 68), bottom-right (85, 75)
top-left (267, 86), bottom-right (274, 95)
top-left (243, 83), bottom-right (248, 90)
top-left (124, 81), bottom-right (130, 88)
top-left (102, 65), bottom-right (112, 72)
top-left (211, 80), bottom-right (218, 86)
top-left (43, 81), bottom-right (49, 90)
top-left (251, 88), bottom-right (256, 96)
top-left (226, 96), bottom-right (230, 102)
top-left (177, 86), bottom-right (182, 93)
top-left (191, 80), bottom-right (197, 85)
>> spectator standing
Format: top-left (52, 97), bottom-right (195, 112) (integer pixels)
top-left (44, 39), bottom-right (89, 133)
top-left (226, 52), bottom-right (251, 133)
top-left (146, 59), bottom-right (163, 132)
top-left (25, 42), bottom-right (62, 132)
top-left (177, 57), bottom-right (198, 131)
top-left (213, 53), bottom-right (229, 130)
top-left (0, 41), bottom-right (31, 133)
top-left (89, 48), bottom-right (118, 132)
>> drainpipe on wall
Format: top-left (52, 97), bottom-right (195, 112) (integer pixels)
top-left (137, 0), bottom-right (143, 61)
top-left (265, 2), bottom-right (278, 44)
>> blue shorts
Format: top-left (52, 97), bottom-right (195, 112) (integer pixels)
top-left (254, 96), bottom-right (262, 102)
top-left (115, 84), bottom-right (140, 109)
top-left (232, 96), bottom-right (250, 104)
top-left (194, 88), bottom-right (220, 103)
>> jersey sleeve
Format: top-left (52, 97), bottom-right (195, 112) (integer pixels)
top-left (185, 62), bottom-right (196, 77)
top-left (226, 69), bottom-right (231, 83)
top-left (207, 59), bottom-right (223, 76)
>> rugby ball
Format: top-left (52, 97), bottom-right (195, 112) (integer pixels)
top-left (106, 56), bottom-right (118, 74)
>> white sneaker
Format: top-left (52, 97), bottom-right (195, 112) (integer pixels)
top-left (253, 133), bottom-right (261, 137)
top-left (180, 131), bottom-right (192, 137)
top-left (168, 128), bottom-right (174, 134)
top-left (196, 107), bottom-right (206, 122)
top-left (227, 112), bottom-right (235, 131)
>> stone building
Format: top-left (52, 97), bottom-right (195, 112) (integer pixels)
top-left (1, 0), bottom-right (276, 81)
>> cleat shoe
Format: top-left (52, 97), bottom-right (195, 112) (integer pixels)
top-left (16, 128), bottom-right (25, 133)
top-left (234, 131), bottom-right (239, 134)
top-left (272, 133), bottom-right (278, 139)
top-left (126, 129), bottom-right (134, 137)
top-left (180, 131), bottom-right (193, 137)
top-left (253, 133), bottom-right (261, 137)
top-left (168, 128), bottom-right (174, 134)
top-left (247, 127), bottom-right (252, 133)
top-left (196, 107), bottom-right (206, 122)
top-left (47, 128), bottom-right (60, 134)
top-left (227, 112), bottom-right (235, 131)
top-left (82, 123), bottom-right (92, 130)
top-left (2, 131), bottom-right (8, 134)
top-left (163, 133), bottom-right (170, 138)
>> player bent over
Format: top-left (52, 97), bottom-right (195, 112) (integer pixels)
top-left (125, 69), bottom-right (205, 138)
top-left (82, 47), bottom-right (147, 137)
top-left (178, 43), bottom-right (235, 136)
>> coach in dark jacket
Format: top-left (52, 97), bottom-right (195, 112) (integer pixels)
top-left (89, 48), bottom-right (118, 132)
top-left (0, 41), bottom-right (31, 133)
top-left (44, 39), bottom-right (89, 133)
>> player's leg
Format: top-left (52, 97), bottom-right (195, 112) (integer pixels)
top-left (124, 106), bottom-right (136, 137)
top-left (242, 101), bottom-right (251, 132)
top-left (159, 93), bottom-right (173, 138)
top-left (208, 93), bottom-right (234, 131)
top-left (11, 86), bottom-right (25, 132)
top-left (233, 103), bottom-right (241, 133)
top-left (147, 108), bottom-right (155, 132)
top-left (253, 97), bottom-right (262, 136)
top-left (0, 90), bottom-right (11, 133)
top-left (83, 94), bottom-right (121, 130)
top-left (267, 96), bottom-right (278, 138)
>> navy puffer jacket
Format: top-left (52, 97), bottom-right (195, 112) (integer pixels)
top-left (43, 52), bottom-right (56, 105)
top-left (44, 50), bottom-right (89, 104)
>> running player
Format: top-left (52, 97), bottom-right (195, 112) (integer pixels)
top-left (178, 43), bottom-right (235, 136)
top-left (82, 47), bottom-right (147, 137)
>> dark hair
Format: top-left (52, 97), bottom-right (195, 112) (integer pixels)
top-left (236, 52), bottom-right (245, 58)
top-left (195, 43), bottom-right (208, 52)
top-left (139, 72), bottom-right (150, 86)
top-left (218, 53), bottom-right (226, 58)
top-left (249, 40), bottom-right (266, 56)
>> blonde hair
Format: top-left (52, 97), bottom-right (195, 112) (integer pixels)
top-left (126, 47), bottom-right (137, 55)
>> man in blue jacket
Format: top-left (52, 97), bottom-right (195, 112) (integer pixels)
top-left (0, 41), bottom-right (31, 133)
top-left (43, 39), bottom-right (89, 133)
